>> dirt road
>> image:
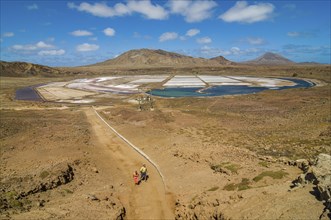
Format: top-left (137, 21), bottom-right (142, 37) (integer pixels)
top-left (84, 107), bottom-right (174, 219)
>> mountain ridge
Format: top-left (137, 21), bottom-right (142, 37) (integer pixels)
top-left (0, 60), bottom-right (66, 77)
top-left (1, 49), bottom-right (325, 77)
top-left (92, 48), bottom-right (233, 67)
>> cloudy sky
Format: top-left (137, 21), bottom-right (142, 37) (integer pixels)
top-left (1, 0), bottom-right (330, 66)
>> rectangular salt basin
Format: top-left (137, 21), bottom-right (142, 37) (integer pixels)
top-left (71, 78), bottom-right (92, 83)
top-left (130, 77), bottom-right (168, 84)
top-left (229, 76), bottom-right (295, 87)
top-left (165, 76), bottom-right (204, 83)
top-left (95, 77), bottom-right (121, 82)
top-left (164, 76), bottom-right (205, 87)
top-left (198, 75), bottom-right (241, 83)
top-left (114, 84), bottom-right (139, 89)
top-left (39, 82), bottom-right (68, 88)
top-left (164, 82), bottom-right (206, 87)
top-left (83, 84), bottom-right (139, 93)
top-left (208, 82), bottom-right (251, 86)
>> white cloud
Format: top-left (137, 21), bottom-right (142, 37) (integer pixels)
top-left (229, 47), bottom-right (241, 55)
top-left (12, 45), bottom-right (35, 51)
top-left (70, 30), bottom-right (93, 36)
top-left (76, 43), bottom-right (99, 52)
top-left (199, 46), bottom-right (231, 57)
top-left (46, 37), bottom-right (55, 42)
top-left (197, 37), bottom-right (212, 44)
top-left (246, 37), bottom-right (265, 45)
top-left (12, 41), bottom-right (54, 51)
top-left (68, 2), bottom-right (123, 17)
top-left (27, 3), bottom-right (38, 10)
top-left (3, 32), bottom-right (14, 37)
top-left (219, 1), bottom-right (275, 23)
top-left (159, 32), bottom-right (178, 42)
top-left (169, 0), bottom-right (217, 22)
top-left (38, 49), bottom-right (65, 56)
top-left (103, 28), bottom-right (115, 36)
top-left (133, 32), bottom-right (140, 38)
top-left (68, 0), bottom-right (168, 20)
top-left (283, 44), bottom-right (330, 55)
top-left (199, 46), bottom-right (262, 58)
top-left (287, 31), bottom-right (315, 38)
top-left (126, 0), bottom-right (168, 20)
top-left (179, 36), bottom-right (186, 41)
top-left (186, 29), bottom-right (200, 37)
top-left (287, 32), bottom-right (299, 37)
top-left (36, 41), bottom-right (53, 48)
top-left (89, 37), bottom-right (98, 41)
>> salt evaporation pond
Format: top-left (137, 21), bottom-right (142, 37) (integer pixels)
top-left (15, 76), bottom-right (315, 101)
top-left (15, 84), bottom-right (44, 101)
top-left (148, 78), bottom-right (315, 98)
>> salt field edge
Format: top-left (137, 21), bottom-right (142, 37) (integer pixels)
top-left (15, 75), bottom-right (316, 101)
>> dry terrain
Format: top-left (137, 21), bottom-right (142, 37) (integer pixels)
top-left (0, 64), bottom-right (330, 219)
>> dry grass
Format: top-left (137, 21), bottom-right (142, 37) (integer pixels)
top-left (224, 178), bottom-right (251, 191)
top-left (253, 170), bottom-right (289, 182)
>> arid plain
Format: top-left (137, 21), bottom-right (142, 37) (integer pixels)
top-left (1, 53), bottom-right (331, 219)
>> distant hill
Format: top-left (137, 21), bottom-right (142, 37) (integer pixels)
top-left (210, 55), bottom-right (234, 65)
top-left (3, 50), bottom-right (324, 77)
top-left (0, 60), bottom-right (79, 77)
top-left (298, 62), bottom-right (322, 65)
top-left (244, 52), bottom-right (295, 65)
top-left (91, 49), bottom-right (228, 67)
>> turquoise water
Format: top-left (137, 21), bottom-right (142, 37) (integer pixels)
top-left (148, 78), bottom-right (315, 98)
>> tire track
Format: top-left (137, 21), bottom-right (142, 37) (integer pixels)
top-left (92, 106), bottom-right (166, 190)
top-left (85, 107), bottom-right (174, 219)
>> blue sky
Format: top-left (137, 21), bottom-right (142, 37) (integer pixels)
top-left (1, 0), bottom-right (330, 66)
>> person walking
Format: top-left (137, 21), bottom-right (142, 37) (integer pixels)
top-left (140, 164), bottom-right (148, 181)
top-left (133, 170), bottom-right (139, 185)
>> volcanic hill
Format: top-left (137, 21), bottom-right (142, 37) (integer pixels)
top-left (244, 52), bottom-right (295, 65)
top-left (91, 49), bottom-right (233, 67)
top-left (210, 55), bottom-right (235, 65)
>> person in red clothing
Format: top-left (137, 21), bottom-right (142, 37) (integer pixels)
top-left (133, 170), bottom-right (139, 185)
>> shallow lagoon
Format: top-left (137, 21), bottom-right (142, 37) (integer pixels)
top-left (148, 78), bottom-right (315, 98)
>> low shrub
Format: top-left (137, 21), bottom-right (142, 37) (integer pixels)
top-left (211, 162), bottom-right (241, 174)
top-left (253, 170), bottom-right (288, 182)
top-left (224, 178), bottom-right (251, 191)
top-left (207, 186), bottom-right (219, 191)
top-left (39, 171), bottom-right (50, 179)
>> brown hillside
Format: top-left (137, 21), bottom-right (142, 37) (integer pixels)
top-left (92, 49), bottom-right (222, 67)
top-left (0, 61), bottom-right (78, 77)
top-left (0, 61), bottom-right (60, 77)
top-left (210, 55), bottom-right (235, 65)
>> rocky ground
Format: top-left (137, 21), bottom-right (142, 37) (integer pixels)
top-left (0, 69), bottom-right (330, 219)
top-left (0, 108), bottom-right (126, 219)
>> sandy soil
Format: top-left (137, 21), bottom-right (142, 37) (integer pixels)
top-left (85, 108), bottom-right (174, 219)
top-left (0, 72), bottom-right (330, 219)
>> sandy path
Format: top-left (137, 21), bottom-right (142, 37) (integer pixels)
top-left (84, 107), bottom-right (174, 219)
